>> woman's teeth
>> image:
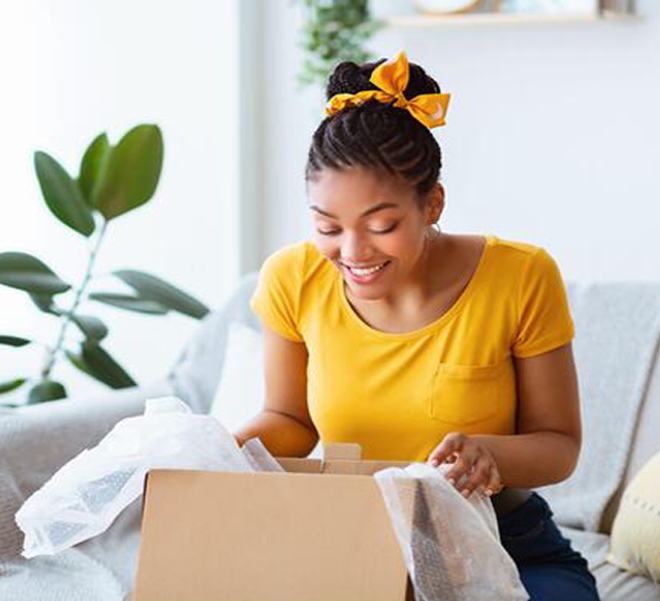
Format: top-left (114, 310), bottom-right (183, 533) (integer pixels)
top-left (347, 262), bottom-right (388, 276)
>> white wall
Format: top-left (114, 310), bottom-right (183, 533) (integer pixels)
top-left (0, 1), bottom-right (239, 401)
top-left (255, 0), bottom-right (659, 283)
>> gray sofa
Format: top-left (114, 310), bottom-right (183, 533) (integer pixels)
top-left (0, 274), bottom-right (659, 601)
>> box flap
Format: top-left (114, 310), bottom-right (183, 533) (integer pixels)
top-left (276, 456), bottom-right (410, 476)
top-left (322, 442), bottom-right (362, 461)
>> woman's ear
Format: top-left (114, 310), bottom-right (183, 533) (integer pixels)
top-left (426, 183), bottom-right (445, 225)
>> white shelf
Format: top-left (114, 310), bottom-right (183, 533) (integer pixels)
top-left (386, 10), bottom-right (640, 27)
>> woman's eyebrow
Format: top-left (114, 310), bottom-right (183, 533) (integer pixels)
top-left (309, 202), bottom-right (399, 219)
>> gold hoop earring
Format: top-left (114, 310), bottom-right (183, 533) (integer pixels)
top-left (424, 225), bottom-right (439, 245)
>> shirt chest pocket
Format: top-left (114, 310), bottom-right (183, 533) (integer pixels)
top-left (427, 361), bottom-right (507, 425)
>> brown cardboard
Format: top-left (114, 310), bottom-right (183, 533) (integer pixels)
top-left (131, 443), bottom-right (415, 601)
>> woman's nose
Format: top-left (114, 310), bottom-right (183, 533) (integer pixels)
top-left (341, 233), bottom-right (372, 263)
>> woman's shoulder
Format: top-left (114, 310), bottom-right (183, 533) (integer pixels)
top-left (484, 235), bottom-right (567, 295)
top-left (488, 234), bottom-right (541, 258)
top-left (486, 234), bottom-right (559, 272)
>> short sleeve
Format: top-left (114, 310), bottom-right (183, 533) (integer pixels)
top-left (249, 244), bottom-right (306, 342)
top-left (512, 247), bottom-right (575, 358)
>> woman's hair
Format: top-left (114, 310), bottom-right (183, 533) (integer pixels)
top-left (305, 58), bottom-right (443, 206)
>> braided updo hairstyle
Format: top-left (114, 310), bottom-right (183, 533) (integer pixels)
top-left (305, 58), bottom-right (443, 208)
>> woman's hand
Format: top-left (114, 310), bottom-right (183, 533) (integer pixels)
top-left (426, 432), bottom-right (503, 498)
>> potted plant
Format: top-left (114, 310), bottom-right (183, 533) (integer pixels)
top-left (295, 0), bottom-right (384, 88)
top-left (0, 124), bottom-right (208, 405)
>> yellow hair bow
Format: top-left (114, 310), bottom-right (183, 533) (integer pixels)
top-left (325, 51), bottom-right (450, 129)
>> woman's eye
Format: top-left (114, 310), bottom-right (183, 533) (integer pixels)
top-left (371, 223), bottom-right (398, 234)
top-left (316, 223), bottom-right (398, 236)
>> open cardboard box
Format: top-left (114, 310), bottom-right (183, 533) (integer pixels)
top-left (127, 443), bottom-right (416, 601)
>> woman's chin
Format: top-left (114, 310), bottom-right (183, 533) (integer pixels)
top-left (344, 276), bottom-right (393, 301)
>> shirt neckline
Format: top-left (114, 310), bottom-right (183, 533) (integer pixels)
top-left (336, 234), bottom-right (497, 341)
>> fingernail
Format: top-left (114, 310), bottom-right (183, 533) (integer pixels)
top-left (447, 478), bottom-right (455, 486)
top-left (431, 459), bottom-right (439, 467)
top-left (461, 489), bottom-right (470, 498)
top-left (485, 489), bottom-right (493, 497)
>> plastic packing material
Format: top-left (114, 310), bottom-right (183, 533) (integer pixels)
top-left (374, 462), bottom-right (529, 601)
top-left (15, 397), bottom-right (259, 558)
top-left (242, 437), bottom-right (285, 472)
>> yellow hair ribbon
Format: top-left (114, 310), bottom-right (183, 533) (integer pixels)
top-left (325, 51), bottom-right (450, 130)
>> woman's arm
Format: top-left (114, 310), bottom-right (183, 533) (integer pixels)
top-left (474, 342), bottom-right (582, 488)
top-left (428, 343), bottom-right (582, 495)
top-left (233, 323), bottom-right (319, 457)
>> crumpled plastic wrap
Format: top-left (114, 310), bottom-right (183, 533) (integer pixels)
top-left (14, 397), bottom-right (274, 558)
top-left (374, 462), bottom-right (529, 601)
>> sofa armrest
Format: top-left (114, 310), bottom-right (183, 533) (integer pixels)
top-left (0, 379), bottom-right (172, 560)
top-left (167, 272), bottom-right (260, 415)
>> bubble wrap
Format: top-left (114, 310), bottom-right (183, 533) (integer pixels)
top-left (15, 397), bottom-right (258, 558)
top-left (374, 462), bottom-right (529, 601)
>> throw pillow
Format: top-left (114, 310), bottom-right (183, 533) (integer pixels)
top-left (607, 450), bottom-right (660, 580)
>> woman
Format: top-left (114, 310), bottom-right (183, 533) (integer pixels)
top-left (235, 51), bottom-right (600, 601)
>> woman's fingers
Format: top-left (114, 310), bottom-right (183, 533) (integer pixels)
top-left (427, 432), bottom-right (466, 467)
top-left (427, 433), bottom-right (502, 500)
top-left (457, 456), bottom-right (493, 498)
top-left (444, 451), bottom-right (476, 489)
top-left (483, 464), bottom-right (503, 497)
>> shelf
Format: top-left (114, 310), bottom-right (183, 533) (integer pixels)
top-left (386, 10), bottom-right (640, 27)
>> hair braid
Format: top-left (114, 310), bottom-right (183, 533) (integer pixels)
top-left (305, 58), bottom-right (443, 205)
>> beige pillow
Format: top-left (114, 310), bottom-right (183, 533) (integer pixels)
top-left (607, 451), bottom-right (660, 581)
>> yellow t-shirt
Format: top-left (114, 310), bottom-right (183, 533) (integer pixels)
top-left (250, 234), bottom-right (574, 463)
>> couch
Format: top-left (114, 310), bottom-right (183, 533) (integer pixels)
top-left (0, 273), bottom-right (658, 601)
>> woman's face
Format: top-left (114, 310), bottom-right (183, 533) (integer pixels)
top-left (307, 166), bottom-right (442, 301)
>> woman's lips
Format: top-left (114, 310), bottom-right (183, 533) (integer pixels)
top-left (340, 260), bottom-right (391, 285)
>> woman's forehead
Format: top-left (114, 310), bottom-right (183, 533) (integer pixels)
top-left (307, 167), bottom-right (416, 214)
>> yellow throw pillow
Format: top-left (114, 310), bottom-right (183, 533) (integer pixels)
top-left (607, 451), bottom-right (660, 580)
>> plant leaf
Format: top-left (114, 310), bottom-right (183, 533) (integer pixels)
top-left (81, 340), bottom-right (137, 389)
top-left (88, 292), bottom-right (169, 315)
top-left (27, 380), bottom-right (67, 404)
top-left (65, 349), bottom-right (97, 379)
top-left (113, 270), bottom-right (209, 319)
top-left (0, 252), bottom-right (71, 295)
top-left (92, 124), bottom-right (164, 220)
top-left (34, 151), bottom-right (95, 236)
top-left (70, 314), bottom-right (109, 340)
top-left (78, 133), bottom-right (111, 205)
top-left (29, 293), bottom-right (61, 315)
top-left (0, 378), bottom-right (27, 394)
top-left (0, 335), bottom-right (31, 347)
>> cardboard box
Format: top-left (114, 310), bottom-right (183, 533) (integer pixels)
top-left (129, 443), bottom-right (415, 601)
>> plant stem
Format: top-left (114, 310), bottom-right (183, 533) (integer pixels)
top-left (41, 219), bottom-right (109, 380)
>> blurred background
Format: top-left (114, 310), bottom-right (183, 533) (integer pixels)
top-left (1, 0), bottom-right (657, 403)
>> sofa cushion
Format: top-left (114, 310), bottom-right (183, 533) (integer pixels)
top-left (594, 560), bottom-right (660, 601)
top-left (561, 527), bottom-right (660, 601)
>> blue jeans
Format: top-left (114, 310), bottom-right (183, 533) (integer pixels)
top-left (497, 492), bottom-right (601, 601)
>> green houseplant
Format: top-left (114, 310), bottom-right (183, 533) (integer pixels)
top-left (296, 0), bottom-right (383, 88)
top-left (0, 124), bottom-right (209, 405)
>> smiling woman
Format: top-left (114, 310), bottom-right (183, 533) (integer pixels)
top-left (237, 50), bottom-right (601, 601)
